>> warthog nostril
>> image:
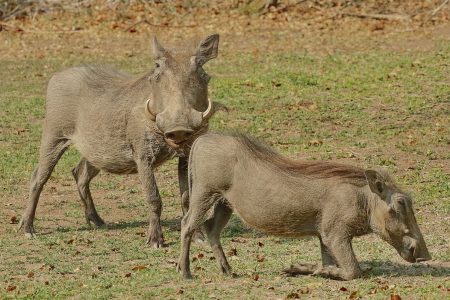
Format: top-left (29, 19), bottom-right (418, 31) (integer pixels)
top-left (164, 129), bottom-right (194, 143)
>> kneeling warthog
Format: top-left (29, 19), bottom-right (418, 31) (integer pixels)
top-left (18, 34), bottom-right (223, 248)
top-left (177, 133), bottom-right (431, 280)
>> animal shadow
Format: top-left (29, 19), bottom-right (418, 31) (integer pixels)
top-left (362, 260), bottom-right (450, 278)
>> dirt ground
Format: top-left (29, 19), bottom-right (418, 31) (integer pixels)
top-left (1, 1), bottom-right (450, 299)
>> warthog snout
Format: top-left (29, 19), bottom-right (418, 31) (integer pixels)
top-left (164, 127), bottom-right (194, 144)
top-left (399, 236), bottom-right (431, 263)
top-left (146, 97), bottom-right (215, 149)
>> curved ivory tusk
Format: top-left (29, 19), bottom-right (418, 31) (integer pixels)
top-left (145, 98), bottom-right (156, 121)
top-left (201, 98), bottom-right (213, 120)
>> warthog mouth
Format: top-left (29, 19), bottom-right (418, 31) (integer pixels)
top-left (161, 125), bottom-right (209, 151)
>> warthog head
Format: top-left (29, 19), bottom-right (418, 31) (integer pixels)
top-left (365, 170), bottom-right (431, 263)
top-left (145, 34), bottom-right (221, 149)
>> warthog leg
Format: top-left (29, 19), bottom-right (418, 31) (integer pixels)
top-left (283, 235), bottom-right (360, 280)
top-left (72, 158), bottom-right (105, 227)
top-left (313, 235), bottom-right (362, 280)
top-left (136, 160), bottom-right (164, 248)
top-left (179, 158), bottom-right (204, 243)
top-left (203, 200), bottom-right (233, 275)
top-left (283, 263), bottom-right (318, 276)
top-left (177, 189), bottom-right (216, 279)
top-left (319, 237), bottom-right (338, 267)
top-left (18, 136), bottom-right (71, 237)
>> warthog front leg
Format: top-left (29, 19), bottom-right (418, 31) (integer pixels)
top-left (283, 235), bottom-right (359, 280)
top-left (283, 263), bottom-right (318, 276)
top-left (319, 236), bottom-right (338, 267)
top-left (18, 136), bottom-right (70, 237)
top-left (179, 157), bottom-right (204, 243)
top-left (136, 160), bottom-right (164, 248)
top-left (72, 158), bottom-right (105, 227)
top-left (313, 235), bottom-right (362, 280)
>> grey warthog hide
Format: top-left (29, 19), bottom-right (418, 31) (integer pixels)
top-left (18, 34), bottom-right (225, 248)
top-left (177, 133), bottom-right (431, 280)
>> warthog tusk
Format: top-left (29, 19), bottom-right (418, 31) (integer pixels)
top-left (145, 98), bottom-right (156, 121)
top-left (202, 98), bottom-right (213, 120)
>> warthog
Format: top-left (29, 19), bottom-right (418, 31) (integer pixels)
top-left (18, 34), bottom-right (224, 248)
top-left (177, 133), bottom-right (431, 280)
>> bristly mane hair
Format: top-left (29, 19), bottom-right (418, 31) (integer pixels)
top-left (235, 134), bottom-right (367, 183)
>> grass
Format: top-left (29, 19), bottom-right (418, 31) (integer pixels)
top-left (0, 40), bottom-right (449, 299)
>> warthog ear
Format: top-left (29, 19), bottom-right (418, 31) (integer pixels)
top-left (152, 37), bottom-right (167, 58)
top-left (365, 170), bottom-right (388, 200)
top-left (196, 34), bottom-right (219, 65)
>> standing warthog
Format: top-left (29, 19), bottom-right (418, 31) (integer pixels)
top-left (18, 34), bottom-right (224, 248)
top-left (177, 133), bottom-right (431, 280)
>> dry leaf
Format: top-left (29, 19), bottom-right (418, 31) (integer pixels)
top-left (390, 295), bottom-right (401, 300)
top-left (256, 254), bottom-right (265, 262)
top-left (6, 285), bottom-right (16, 292)
top-left (286, 292), bottom-right (300, 299)
top-left (252, 273), bottom-right (259, 281)
top-left (349, 291), bottom-right (357, 299)
top-left (340, 286), bottom-right (348, 292)
top-left (197, 253), bottom-right (204, 259)
top-left (177, 289), bottom-right (184, 294)
top-left (131, 265), bottom-right (147, 271)
top-left (309, 139), bottom-right (323, 146)
top-left (258, 241), bottom-right (264, 247)
top-left (231, 238), bottom-right (247, 243)
top-left (27, 271), bottom-right (34, 278)
top-left (124, 272), bottom-right (131, 277)
top-left (298, 287), bottom-right (310, 294)
top-left (227, 248), bottom-right (237, 256)
top-left (10, 216), bottom-right (18, 224)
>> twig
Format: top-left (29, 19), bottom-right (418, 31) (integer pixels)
top-left (124, 18), bottom-right (197, 32)
top-left (430, 0), bottom-right (450, 17)
top-left (341, 12), bottom-right (410, 21)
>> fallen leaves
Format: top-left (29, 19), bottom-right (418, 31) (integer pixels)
top-left (6, 285), bottom-right (17, 292)
top-left (308, 139), bottom-right (323, 146)
top-left (390, 294), bottom-right (402, 300)
top-left (10, 215), bottom-right (18, 224)
top-left (256, 254), bottom-right (265, 262)
top-left (227, 248), bottom-right (238, 257)
top-left (131, 265), bottom-right (147, 271)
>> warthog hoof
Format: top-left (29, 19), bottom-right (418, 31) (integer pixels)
top-left (146, 228), bottom-right (164, 248)
top-left (176, 261), bottom-right (192, 279)
top-left (193, 230), bottom-right (205, 244)
top-left (85, 211), bottom-right (106, 228)
top-left (17, 218), bottom-right (36, 238)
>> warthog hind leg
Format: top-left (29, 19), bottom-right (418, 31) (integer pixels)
top-left (179, 158), bottom-right (205, 244)
top-left (283, 263), bottom-right (318, 276)
top-left (18, 136), bottom-right (71, 237)
top-left (203, 200), bottom-right (233, 275)
top-left (177, 189), bottom-right (216, 279)
top-left (72, 158), bottom-right (105, 227)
